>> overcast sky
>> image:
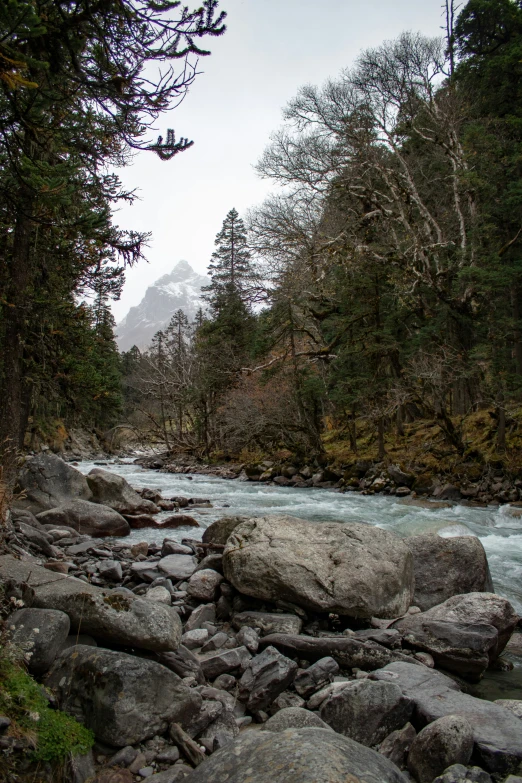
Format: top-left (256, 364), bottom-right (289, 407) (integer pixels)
top-left (111, 0), bottom-right (446, 322)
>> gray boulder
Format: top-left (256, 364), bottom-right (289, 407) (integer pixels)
top-left (7, 608), bottom-right (70, 674)
top-left (182, 727), bottom-right (408, 783)
top-left (408, 716), bottom-right (474, 783)
top-left (15, 453), bottom-right (92, 514)
top-left (0, 556), bottom-right (181, 652)
top-left (392, 614), bottom-right (499, 679)
top-left (262, 707), bottom-right (332, 732)
top-left (200, 646), bottom-right (252, 680)
top-left (37, 499), bottom-right (130, 538)
top-left (86, 468), bottom-right (159, 516)
top-left (202, 516), bottom-right (246, 546)
top-left (407, 535), bottom-right (494, 611)
top-left (46, 646), bottom-right (201, 746)
top-left (238, 645), bottom-right (298, 712)
top-left (223, 515), bottom-right (413, 618)
top-left (186, 569), bottom-right (223, 601)
top-left (378, 722), bottom-right (416, 769)
top-left (371, 661), bottom-right (522, 775)
top-left (320, 679), bottom-right (413, 746)
top-left (413, 592), bottom-right (519, 660)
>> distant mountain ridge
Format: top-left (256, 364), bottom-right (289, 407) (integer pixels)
top-left (116, 260), bottom-right (208, 352)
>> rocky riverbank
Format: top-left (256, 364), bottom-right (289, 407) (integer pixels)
top-left (135, 452), bottom-right (522, 508)
top-left (2, 454), bottom-right (522, 783)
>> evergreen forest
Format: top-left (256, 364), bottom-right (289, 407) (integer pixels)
top-left (3, 0), bottom-right (522, 485)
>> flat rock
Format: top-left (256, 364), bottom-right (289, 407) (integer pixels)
top-left (199, 646), bottom-right (252, 679)
top-left (407, 535), bottom-right (494, 611)
top-left (46, 645), bottom-right (201, 746)
top-left (223, 515), bottom-right (413, 618)
top-left (159, 554), bottom-right (198, 581)
top-left (182, 727), bottom-right (408, 782)
top-left (371, 661), bottom-right (522, 775)
top-left (0, 556), bottom-right (181, 652)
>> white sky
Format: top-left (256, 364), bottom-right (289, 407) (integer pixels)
top-left (111, 0), bottom-right (446, 322)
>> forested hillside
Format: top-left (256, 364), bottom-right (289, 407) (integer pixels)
top-left (121, 0), bottom-right (522, 479)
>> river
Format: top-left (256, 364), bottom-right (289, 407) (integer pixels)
top-left (78, 458), bottom-right (522, 699)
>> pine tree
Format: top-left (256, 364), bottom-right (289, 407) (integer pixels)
top-left (203, 208), bottom-right (254, 308)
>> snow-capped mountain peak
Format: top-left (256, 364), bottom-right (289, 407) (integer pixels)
top-left (116, 260), bottom-right (208, 351)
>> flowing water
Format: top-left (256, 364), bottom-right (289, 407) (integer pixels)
top-left (78, 458), bottom-right (522, 699)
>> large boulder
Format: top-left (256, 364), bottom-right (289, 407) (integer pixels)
top-left (46, 646), bottom-right (201, 746)
top-left (371, 662), bottom-right (522, 776)
top-left (182, 727), bottom-right (408, 783)
top-left (320, 679), bottom-right (413, 746)
top-left (0, 556), bottom-right (181, 652)
top-left (15, 453), bottom-right (92, 514)
top-left (86, 468), bottom-right (159, 516)
top-left (223, 515), bottom-right (414, 618)
top-left (407, 716), bottom-right (474, 783)
top-left (399, 592), bottom-right (519, 661)
top-left (36, 499), bottom-right (130, 537)
top-left (392, 615), bottom-right (499, 679)
top-left (7, 608), bottom-right (70, 674)
top-left (407, 535), bottom-right (494, 611)
top-left (202, 516), bottom-right (245, 546)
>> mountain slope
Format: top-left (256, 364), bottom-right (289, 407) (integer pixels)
top-left (116, 260), bottom-right (208, 351)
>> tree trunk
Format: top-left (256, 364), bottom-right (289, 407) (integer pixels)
top-left (0, 205), bottom-right (34, 483)
top-left (377, 417), bottom-right (386, 460)
top-left (511, 286), bottom-right (522, 377)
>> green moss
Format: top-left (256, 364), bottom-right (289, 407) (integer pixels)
top-left (0, 653), bottom-right (94, 763)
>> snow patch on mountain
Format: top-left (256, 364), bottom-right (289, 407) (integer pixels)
top-left (116, 260), bottom-right (208, 351)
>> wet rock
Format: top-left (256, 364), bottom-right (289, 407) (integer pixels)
top-left (223, 515), bottom-right (413, 618)
top-left (320, 679), bottom-right (413, 746)
top-left (158, 554), bottom-right (198, 581)
top-left (202, 516), bottom-right (245, 546)
top-left (86, 468), bottom-right (159, 516)
top-left (371, 662), bottom-right (522, 776)
top-left (262, 706), bottom-right (332, 732)
top-left (182, 727), bottom-right (408, 782)
top-left (232, 611), bottom-right (302, 636)
top-left (408, 716), bottom-right (474, 783)
top-left (187, 569), bottom-right (223, 601)
top-left (15, 453), bottom-right (93, 514)
top-left (238, 645), bottom-right (298, 712)
top-left (378, 722), bottom-right (416, 768)
top-left (200, 646), bottom-right (252, 679)
top-left (37, 499), bottom-right (130, 537)
top-left (46, 645), bottom-right (201, 746)
top-left (7, 607), bottom-right (70, 675)
top-left (155, 515), bottom-right (199, 529)
top-left (294, 656), bottom-right (339, 698)
top-left (407, 535), bottom-right (494, 611)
